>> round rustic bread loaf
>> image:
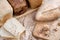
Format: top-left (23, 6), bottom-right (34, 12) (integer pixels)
top-left (8, 0), bottom-right (28, 15)
top-left (28, 0), bottom-right (42, 8)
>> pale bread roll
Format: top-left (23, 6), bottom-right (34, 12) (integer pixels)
top-left (0, 27), bottom-right (14, 38)
top-left (3, 18), bottom-right (25, 37)
top-left (0, 0), bottom-right (13, 26)
top-left (36, 0), bottom-right (60, 21)
top-left (36, 7), bottom-right (60, 21)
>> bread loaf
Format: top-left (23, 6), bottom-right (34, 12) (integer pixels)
top-left (36, 0), bottom-right (60, 21)
top-left (28, 0), bottom-right (42, 8)
top-left (8, 0), bottom-right (27, 15)
top-left (36, 7), bottom-right (60, 21)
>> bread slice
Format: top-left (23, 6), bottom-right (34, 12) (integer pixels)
top-left (36, 0), bottom-right (60, 21)
top-left (3, 18), bottom-right (25, 37)
top-left (0, 27), bottom-right (14, 38)
top-left (0, 0), bottom-right (13, 26)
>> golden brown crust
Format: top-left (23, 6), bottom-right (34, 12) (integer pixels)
top-left (28, 0), bottom-right (42, 8)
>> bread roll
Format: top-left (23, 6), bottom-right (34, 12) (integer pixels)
top-left (28, 0), bottom-right (42, 8)
top-left (8, 0), bottom-right (27, 15)
top-left (36, 8), bottom-right (60, 21)
top-left (0, 0), bottom-right (13, 26)
top-left (36, 0), bottom-right (60, 21)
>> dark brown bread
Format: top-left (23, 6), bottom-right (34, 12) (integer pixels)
top-left (8, 0), bottom-right (28, 15)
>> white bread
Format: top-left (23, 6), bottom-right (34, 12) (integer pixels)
top-left (3, 18), bottom-right (25, 37)
top-left (36, 0), bottom-right (60, 21)
top-left (0, 27), bottom-right (14, 38)
top-left (0, 0), bottom-right (13, 25)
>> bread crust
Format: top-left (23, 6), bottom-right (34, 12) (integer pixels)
top-left (28, 0), bottom-right (42, 8)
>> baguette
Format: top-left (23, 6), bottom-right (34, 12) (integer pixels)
top-left (8, 0), bottom-right (27, 15)
top-left (36, 7), bottom-right (60, 21)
